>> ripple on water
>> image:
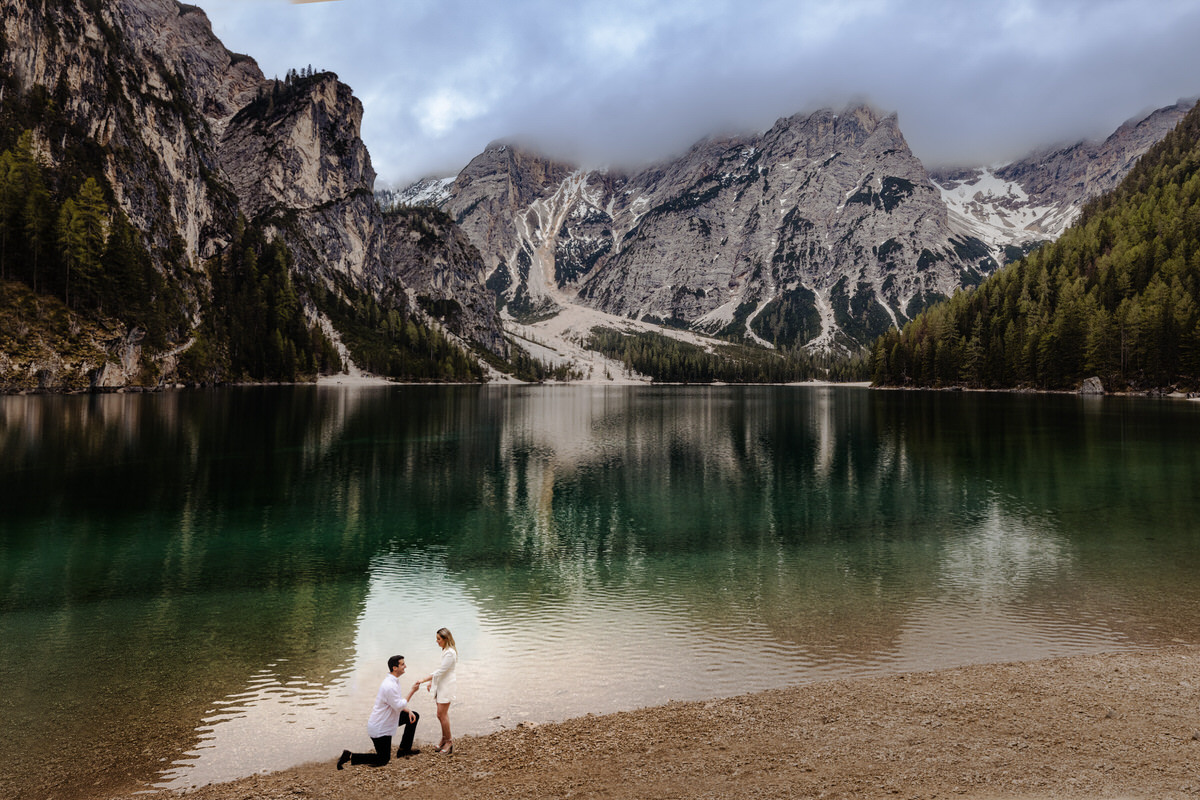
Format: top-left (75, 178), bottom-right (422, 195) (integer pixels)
top-left (153, 661), bottom-right (359, 790)
top-left (145, 527), bottom-right (1177, 791)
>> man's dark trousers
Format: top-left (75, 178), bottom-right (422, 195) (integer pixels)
top-left (349, 711), bottom-right (420, 765)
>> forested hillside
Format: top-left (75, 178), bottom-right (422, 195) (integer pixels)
top-left (0, 130), bottom-right (178, 333)
top-left (0, 126), bottom-right (341, 387)
top-left (0, 126), bottom-right (473, 389)
top-left (0, 1), bottom-right (509, 392)
top-left (871, 102), bottom-right (1200, 392)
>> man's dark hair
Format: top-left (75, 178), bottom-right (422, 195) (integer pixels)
top-left (387, 654), bottom-right (404, 671)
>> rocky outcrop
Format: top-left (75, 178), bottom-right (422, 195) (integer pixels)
top-left (218, 72), bottom-right (390, 293)
top-left (381, 207), bottom-right (508, 357)
top-left (215, 72), bottom-right (507, 357)
top-left (1, 0), bottom-right (255, 267)
top-left (448, 143), bottom-right (578, 311)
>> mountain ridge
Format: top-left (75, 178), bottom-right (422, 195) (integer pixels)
top-left (930, 98), bottom-right (1196, 260)
top-left (1, 0), bottom-right (1192, 390)
top-left (399, 98), bottom-right (1192, 360)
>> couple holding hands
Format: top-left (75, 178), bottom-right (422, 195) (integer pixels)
top-left (337, 627), bottom-right (458, 769)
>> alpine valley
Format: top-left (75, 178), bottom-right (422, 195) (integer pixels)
top-left (0, 0), bottom-right (1192, 389)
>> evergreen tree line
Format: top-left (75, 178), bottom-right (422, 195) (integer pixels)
top-left (872, 102), bottom-right (1200, 391)
top-left (489, 339), bottom-right (585, 382)
top-left (307, 277), bottom-right (484, 382)
top-left (587, 327), bottom-right (871, 383)
top-left (0, 131), bottom-right (184, 348)
top-left (182, 220), bottom-right (341, 383)
top-left (242, 65), bottom-right (330, 119)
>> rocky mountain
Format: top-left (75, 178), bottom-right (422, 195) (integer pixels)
top-left (4, 0), bottom-right (1188, 388)
top-left (930, 98), bottom-right (1196, 263)
top-left (381, 205), bottom-right (507, 355)
top-left (0, 0), bottom-right (505, 391)
top-left (377, 177), bottom-right (455, 210)
top-left (218, 70), bottom-right (504, 359)
top-left (440, 106), bottom-right (1001, 354)
top-left (423, 101), bottom-right (1190, 355)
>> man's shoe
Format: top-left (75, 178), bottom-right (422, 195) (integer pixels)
top-left (336, 749), bottom-right (351, 770)
top-left (396, 748), bottom-right (421, 757)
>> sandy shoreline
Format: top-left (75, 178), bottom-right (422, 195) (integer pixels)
top-left (107, 646), bottom-right (1200, 800)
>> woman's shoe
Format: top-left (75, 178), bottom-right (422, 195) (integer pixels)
top-left (437, 742), bottom-right (453, 754)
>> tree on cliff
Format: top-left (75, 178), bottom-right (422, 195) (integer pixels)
top-left (56, 177), bottom-right (107, 309)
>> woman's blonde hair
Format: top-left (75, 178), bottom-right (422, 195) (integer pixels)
top-left (437, 627), bottom-right (457, 651)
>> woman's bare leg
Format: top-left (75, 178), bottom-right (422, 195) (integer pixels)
top-left (436, 702), bottom-right (452, 750)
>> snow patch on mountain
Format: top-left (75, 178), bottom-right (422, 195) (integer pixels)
top-left (380, 176), bottom-right (455, 209)
top-left (933, 169), bottom-right (1077, 254)
top-left (510, 170), bottom-right (596, 309)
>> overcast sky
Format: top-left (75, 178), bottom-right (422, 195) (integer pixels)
top-left (198, 0), bottom-right (1200, 188)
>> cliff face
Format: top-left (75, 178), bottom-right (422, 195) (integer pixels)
top-left (218, 73), bottom-right (389, 292)
top-left (0, 0), bottom-right (507, 391)
top-left (447, 105), bottom-right (985, 351)
top-left (218, 74), bottom-right (508, 358)
top-left (2, 0), bottom-right (255, 264)
top-left (381, 207), bottom-right (508, 357)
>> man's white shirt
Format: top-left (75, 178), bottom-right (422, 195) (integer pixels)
top-left (366, 673), bottom-right (409, 738)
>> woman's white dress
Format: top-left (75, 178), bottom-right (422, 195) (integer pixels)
top-left (430, 646), bottom-right (457, 703)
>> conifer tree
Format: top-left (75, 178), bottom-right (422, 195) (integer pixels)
top-left (56, 177), bottom-right (107, 308)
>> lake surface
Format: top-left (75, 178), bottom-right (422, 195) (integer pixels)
top-left (3, 385), bottom-right (1200, 797)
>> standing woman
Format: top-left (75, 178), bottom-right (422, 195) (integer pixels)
top-left (420, 627), bottom-right (458, 753)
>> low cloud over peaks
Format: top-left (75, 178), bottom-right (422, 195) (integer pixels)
top-left (201, 0), bottom-right (1200, 186)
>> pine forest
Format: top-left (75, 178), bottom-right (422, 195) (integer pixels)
top-left (871, 102), bottom-right (1200, 392)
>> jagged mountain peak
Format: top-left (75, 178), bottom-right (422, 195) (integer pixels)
top-left (436, 101), bottom-right (975, 354)
top-left (420, 96), bottom-right (1189, 359)
top-left (762, 104), bottom-right (904, 154)
top-left (454, 140), bottom-right (578, 204)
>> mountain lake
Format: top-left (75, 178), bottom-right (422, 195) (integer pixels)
top-left (2, 384), bottom-right (1199, 797)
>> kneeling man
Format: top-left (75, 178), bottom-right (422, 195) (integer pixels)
top-left (337, 654), bottom-right (421, 768)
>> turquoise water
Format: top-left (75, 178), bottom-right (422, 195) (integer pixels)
top-left (2, 385), bottom-right (1200, 797)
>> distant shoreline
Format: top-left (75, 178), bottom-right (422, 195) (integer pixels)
top-left (7, 375), bottom-right (1198, 398)
top-left (1, 377), bottom-right (874, 394)
top-left (873, 383), bottom-right (1200, 399)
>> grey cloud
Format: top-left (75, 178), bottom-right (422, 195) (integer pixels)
top-left (203, 0), bottom-right (1200, 186)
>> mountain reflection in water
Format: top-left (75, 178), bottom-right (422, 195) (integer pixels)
top-left (1, 385), bottom-right (1199, 796)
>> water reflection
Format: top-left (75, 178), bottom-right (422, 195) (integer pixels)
top-left (2, 387), bottom-right (1200, 798)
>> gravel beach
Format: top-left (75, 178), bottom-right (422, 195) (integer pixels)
top-left (102, 646), bottom-right (1200, 800)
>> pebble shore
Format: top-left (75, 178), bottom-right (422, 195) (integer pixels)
top-left (105, 646), bottom-right (1200, 800)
